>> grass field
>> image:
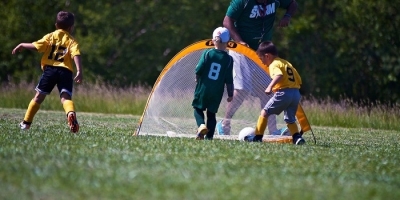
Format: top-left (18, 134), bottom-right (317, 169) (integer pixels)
top-left (1, 108), bottom-right (400, 200)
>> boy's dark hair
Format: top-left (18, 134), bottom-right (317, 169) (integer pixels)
top-left (257, 41), bottom-right (278, 56)
top-left (56, 11), bottom-right (74, 30)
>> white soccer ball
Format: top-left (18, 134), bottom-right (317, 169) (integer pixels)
top-left (238, 127), bottom-right (255, 141)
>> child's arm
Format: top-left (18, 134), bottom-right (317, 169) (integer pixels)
top-left (265, 75), bottom-right (282, 95)
top-left (226, 83), bottom-right (233, 102)
top-left (73, 55), bottom-right (83, 83)
top-left (12, 43), bottom-right (37, 54)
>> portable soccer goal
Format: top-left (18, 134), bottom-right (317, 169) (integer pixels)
top-left (134, 40), bottom-right (313, 143)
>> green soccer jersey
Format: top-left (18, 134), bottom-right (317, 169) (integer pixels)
top-left (192, 49), bottom-right (234, 113)
top-left (226, 0), bottom-right (292, 50)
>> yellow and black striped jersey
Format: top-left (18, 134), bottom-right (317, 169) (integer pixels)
top-left (269, 57), bottom-right (302, 92)
top-left (33, 29), bottom-right (80, 72)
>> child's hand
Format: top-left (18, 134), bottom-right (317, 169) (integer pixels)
top-left (12, 44), bottom-right (23, 54)
top-left (238, 41), bottom-right (249, 47)
top-left (278, 16), bottom-right (291, 27)
top-left (74, 72), bottom-right (82, 83)
top-left (265, 86), bottom-right (273, 95)
top-left (12, 43), bottom-right (36, 54)
top-left (227, 96), bottom-right (233, 102)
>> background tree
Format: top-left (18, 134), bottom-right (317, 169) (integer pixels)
top-left (1, 0), bottom-right (399, 104)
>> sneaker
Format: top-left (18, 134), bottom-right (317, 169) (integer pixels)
top-left (216, 120), bottom-right (224, 135)
top-left (67, 112), bottom-right (79, 133)
top-left (196, 124), bottom-right (208, 140)
top-left (243, 135), bottom-right (254, 142)
top-left (243, 135), bottom-right (263, 142)
top-left (216, 120), bottom-right (231, 135)
top-left (19, 121), bottom-right (31, 130)
top-left (292, 133), bottom-right (305, 145)
top-left (271, 127), bottom-right (290, 136)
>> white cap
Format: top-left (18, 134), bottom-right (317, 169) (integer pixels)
top-left (212, 27), bottom-right (230, 43)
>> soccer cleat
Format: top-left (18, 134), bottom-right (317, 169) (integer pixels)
top-left (19, 121), bottom-right (31, 130)
top-left (243, 135), bottom-right (255, 142)
top-left (67, 112), bottom-right (79, 133)
top-left (196, 124), bottom-right (208, 140)
top-left (243, 135), bottom-right (263, 142)
top-left (292, 133), bottom-right (306, 145)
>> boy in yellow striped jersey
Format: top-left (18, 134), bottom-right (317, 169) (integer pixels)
top-left (250, 41), bottom-right (305, 145)
top-left (12, 11), bottom-right (82, 133)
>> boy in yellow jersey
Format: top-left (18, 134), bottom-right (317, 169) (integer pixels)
top-left (249, 41), bottom-right (305, 145)
top-left (12, 11), bottom-right (82, 133)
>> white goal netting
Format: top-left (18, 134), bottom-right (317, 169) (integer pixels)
top-left (136, 40), bottom-right (305, 141)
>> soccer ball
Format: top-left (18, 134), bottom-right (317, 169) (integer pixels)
top-left (238, 127), bottom-right (255, 141)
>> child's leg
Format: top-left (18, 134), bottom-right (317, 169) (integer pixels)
top-left (60, 92), bottom-right (79, 133)
top-left (22, 92), bottom-right (46, 124)
top-left (283, 89), bottom-right (304, 145)
top-left (287, 121), bottom-right (304, 145)
top-left (194, 107), bottom-right (208, 140)
top-left (22, 66), bottom-right (55, 127)
top-left (259, 92), bottom-right (278, 134)
top-left (57, 66), bottom-right (79, 133)
top-left (193, 107), bottom-right (205, 127)
top-left (205, 110), bottom-right (216, 139)
top-left (286, 122), bottom-right (299, 136)
top-left (61, 92), bottom-right (75, 115)
top-left (254, 109), bottom-right (268, 141)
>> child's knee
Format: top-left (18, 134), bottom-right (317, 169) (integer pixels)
top-left (260, 109), bottom-right (268, 117)
top-left (33, 93), bottom-right (46, 104)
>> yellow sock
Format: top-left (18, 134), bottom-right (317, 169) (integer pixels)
top-left (287, 123), bottom-right (299, 136)
top-left (255, 115), bottom-right (268, 135)
top-left (24, 100), bottom-right (40, 122)
top-left (63, 100), bottom-right (75, 115)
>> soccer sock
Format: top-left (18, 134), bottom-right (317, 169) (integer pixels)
top-left (255, 115), bottom-right (268, 135)
top-left (193, 107), bottom-right (205, 127)
top-left (286, 123), bottom-right (299, 136)
top-left (206, 111), bottom-right (216, 139)
top-left (62, 100), bottom-right (75, 115)
top-left (23, 100), bottom-right (41, 123)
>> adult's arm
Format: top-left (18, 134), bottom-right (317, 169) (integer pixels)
top-left (223, 16), bottom-right (247, 46)
top-left (279, 0), bottom-right (298, 27)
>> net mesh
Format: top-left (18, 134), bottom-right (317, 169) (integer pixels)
top-left (137, 41), bottom-right (289, 139)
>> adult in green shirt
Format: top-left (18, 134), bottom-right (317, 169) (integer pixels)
top-left (217, 0), bottom-right (298, 136)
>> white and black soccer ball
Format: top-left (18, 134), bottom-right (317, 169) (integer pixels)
top-left (238, 127), bottom-right (255, 141)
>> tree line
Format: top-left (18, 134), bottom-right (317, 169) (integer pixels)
top-left (1, 0), bottom-right (399, 105)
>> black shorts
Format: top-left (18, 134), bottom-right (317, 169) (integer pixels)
top-left (35, 66), bottom-right (73, 97)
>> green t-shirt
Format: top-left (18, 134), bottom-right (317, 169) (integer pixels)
top-left (226, 0), bottom-right (292, 50)
top-left (192, 49), bottom-right (233, 113)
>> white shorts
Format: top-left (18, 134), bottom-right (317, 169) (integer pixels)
top-left (228, 50), bottom-right (271, 96)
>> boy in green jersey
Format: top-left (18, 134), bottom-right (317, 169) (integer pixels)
top-left (12, 11), bottom-right (83, 133)
top-left (192, 27), bottom-right (234, 140)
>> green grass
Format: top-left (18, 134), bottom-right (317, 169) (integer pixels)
top-left (0, 82), bottom-right (149, 115)
top-left (1, 108), bottom-right (400, 200)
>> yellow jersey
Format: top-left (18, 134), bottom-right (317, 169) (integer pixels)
top-left (268, 57), bottom-right (302, 92)
top-left (33, 29), bottom-right (80, 72)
